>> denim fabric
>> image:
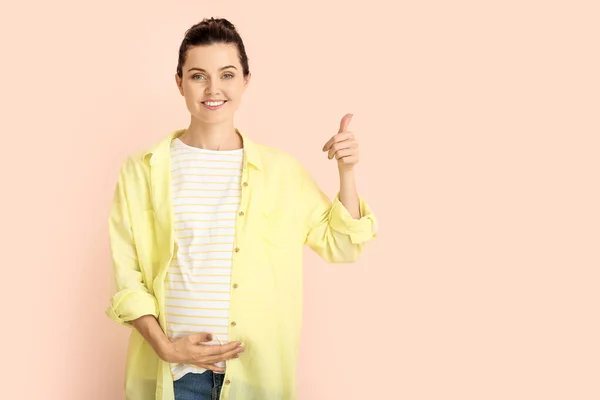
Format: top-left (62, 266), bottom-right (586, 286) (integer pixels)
top-left (173, 371), bottom-right (225, 400)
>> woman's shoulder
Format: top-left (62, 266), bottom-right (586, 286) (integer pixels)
top-left (253, 142), bottom-right (304, 172)
top-left (254, 142), bottom-right (294, 159)
top-left (114, 145), bottom-right (156, 182)
top-left (118, 130), bottom-right (180, 173)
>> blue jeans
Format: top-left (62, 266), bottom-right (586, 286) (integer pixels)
top-left (173, 371), bottom-right (225, 400)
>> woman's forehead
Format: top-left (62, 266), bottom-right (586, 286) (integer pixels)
top-left (185, 43), bottom-right (241, 68)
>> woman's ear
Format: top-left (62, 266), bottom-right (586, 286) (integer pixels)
top-left (175, 74), bottom-right (184, 96)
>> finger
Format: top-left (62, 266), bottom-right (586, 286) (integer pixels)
top-left (201, 343), bottom-right (244, 363)
top-left (332, 148), bottom-right (355, 160)
top-left (198, 341), bottom-right (242, 356)
top-left (202, 345), bottom-right (244, 364)
top-left (322, 136), bottom-right (335, 152)
top-left (338, 113), bottom-right (353, 134)
top-left (322, 114), bottom-right (354, 152)
top-left (328, 140), bottom-right (357, 159)
top-left (338, 156), bottom-right (359, 165)
top-left (323, 132), bottom-right (354, 152)
top-left (190, 332), bottom-right (213, 343)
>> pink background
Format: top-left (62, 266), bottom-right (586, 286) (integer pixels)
top-left (2, 1), bottom-right (599, 399)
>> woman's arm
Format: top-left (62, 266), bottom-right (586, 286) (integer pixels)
top-left (298, 162), bottom-right (377, 263)
top-left (105, 159), bottom-right (159, 326)
top-left (131, 314), bottom-right (243, 371)
top-left (323, 113), bottom-right (362, 219)
top-left (338, 169), bottom-right (360, 219)
top-left (301, 113), bottom-right (377, 262)
top-left (131, 315), bottom-right (173, 360)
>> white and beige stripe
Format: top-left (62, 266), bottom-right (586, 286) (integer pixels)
top-left (165, 138), bottom-right (243, 380)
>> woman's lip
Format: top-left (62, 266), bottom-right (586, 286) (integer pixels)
top-left (202, 100), bottom-right (228, 103)
top-left (202, 101), bottom-right (227, 110)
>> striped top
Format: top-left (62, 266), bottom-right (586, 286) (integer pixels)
top-left (165, 137), bottom-right (243, 380)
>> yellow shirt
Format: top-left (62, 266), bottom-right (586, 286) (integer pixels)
top-left (106, 129), bottom-right (378, 400)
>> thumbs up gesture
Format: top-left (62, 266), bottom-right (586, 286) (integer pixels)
top-left (322, 113), bottom-right (360, 173)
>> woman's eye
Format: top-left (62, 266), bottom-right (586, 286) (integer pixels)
top-left (191, 73), bottom-right (234, 80)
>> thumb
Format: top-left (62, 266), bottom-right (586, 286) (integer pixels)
top-left (338, 113), bottom-right (353, 133)
top-left (191, 332), bottom-right (213, 343)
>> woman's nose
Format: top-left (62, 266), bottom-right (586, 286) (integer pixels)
top-left (205, 81), bottom-right (221, 96)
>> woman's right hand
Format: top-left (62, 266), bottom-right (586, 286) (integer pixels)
top-left (162, 333), bottom-right (244, 373)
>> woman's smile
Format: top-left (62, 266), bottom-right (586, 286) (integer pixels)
top-left (202, 100), bottom-right (227, 110)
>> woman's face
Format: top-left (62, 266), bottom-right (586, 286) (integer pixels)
top-left (176, 43), bottom-right (250, 125)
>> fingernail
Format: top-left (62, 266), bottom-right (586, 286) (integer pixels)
top-left (234, 354), bottom-right (239, 358)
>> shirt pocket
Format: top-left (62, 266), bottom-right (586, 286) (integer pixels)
top-left (259, 208), bottom-right (288, 249)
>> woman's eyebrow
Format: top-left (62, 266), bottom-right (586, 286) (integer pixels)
top-left (187, 65), bottom-right (238, 73)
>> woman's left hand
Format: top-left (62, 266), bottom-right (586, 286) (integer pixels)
top-left (322, 113), bottom-right (360, 173)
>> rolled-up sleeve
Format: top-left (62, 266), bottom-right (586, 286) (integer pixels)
top-left (329, 194), bottom-right (378, 244)
top-left (106, 288), bottom-right (159, 326)
top-left (105, 159), bottom-right (158, 327)
top-left (298, 161), bottom-right (378, 263)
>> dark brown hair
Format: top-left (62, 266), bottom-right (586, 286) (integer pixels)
top-left (176, 17), bottom-right (250, 78)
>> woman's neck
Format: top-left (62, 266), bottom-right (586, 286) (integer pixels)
top-left (180, 119), bottom-right (243, 150)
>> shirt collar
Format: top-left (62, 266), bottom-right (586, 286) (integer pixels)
top-left (143, 128), bottom-right (263, 171)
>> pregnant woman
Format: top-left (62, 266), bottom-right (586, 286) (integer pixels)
top-left (106, 17), bottom-right (378, 400)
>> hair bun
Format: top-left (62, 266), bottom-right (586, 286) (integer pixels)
top-left (203, 17), bottom-right (237, 31)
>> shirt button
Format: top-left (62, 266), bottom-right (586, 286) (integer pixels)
top-left (231, 321), bottom-right (237, 327)
top-left (234, 247), bottom-right (240, 252)
top-left (242, 182), bottom-right (248, 187)
top-left (238, 211), bottom-right (244, 216)
top-left (225, 379), bottom-right (231, 385)
top-left (233, 283), bottom-right (238, 289)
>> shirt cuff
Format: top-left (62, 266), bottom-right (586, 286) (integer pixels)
top-left (106, 289), bottom-right (159, 327)
top-left (329, 194), bottom-right (378, 244)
